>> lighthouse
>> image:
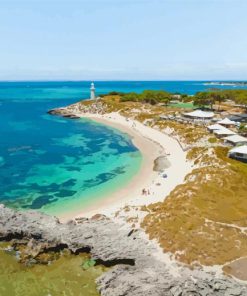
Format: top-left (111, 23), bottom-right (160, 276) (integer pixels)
top-left (90, 82), bottom-right (96, 100)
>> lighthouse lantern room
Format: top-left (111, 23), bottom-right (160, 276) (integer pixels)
top-left (90, 82), bottom-right (96, 100)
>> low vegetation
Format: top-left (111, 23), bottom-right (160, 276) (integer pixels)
top-left (120, 90), bottom-right (173, 106)
top-left (79, 93), bottom-right (247, 269)
top-left (193, 89), bottom-right (247, 111)
top-left (99, 89), bottom-right (247, 112)
top-left (0, 242), bottom-right (106, 296)
top-left (154, 120), bottom-right (209, 145)
top-left (142, 146), bottom-right (247, 266)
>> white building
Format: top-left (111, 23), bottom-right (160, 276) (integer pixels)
top-left (213, 127), bottom-right (236, 137)
top-left (184, 110), bottom-right (215, 119)
top-left (90, 82), bottom-right (96, 100)
top-left (217, 118), bottom-right (236, 127)
top-left (228, 145), bottom-right (247, 162)
top-left (223, 135), bottom-right (247, 146)
top-left (207, 124), bottom-right (224, 132)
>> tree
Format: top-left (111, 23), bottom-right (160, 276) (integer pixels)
top-left (239, 124), bottom-right (247, 136)
top-left (121, 90), bottom-right (172, 106)
top-left (194, 92), bottom-right (214, 109)
top-left (235, 91), bottom-right (247, 111)
top-left (181, 94), bottom-right (189, 102)
top-left (140, 90), bottom-right (157, 105)
top-left (140, 90), bottom-right (172, 105)
top-left (158, 91), bottom-right (172, 106)
top-left (120, 92), bottom-right (140, 102)
top-left (210, 91), bottom-right (228, 111)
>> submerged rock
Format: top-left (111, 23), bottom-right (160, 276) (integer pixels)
top-left (0, 204), bottom-right (246, 296)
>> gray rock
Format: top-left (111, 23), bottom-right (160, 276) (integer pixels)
top-left (170, 286), bottom-right (183, 296)
top-left (225, 287), bottom-right (244, 296)
top-left (0, 205), bottom-right (246, 296)
top-left (153, 156), bottom-right (171, 172)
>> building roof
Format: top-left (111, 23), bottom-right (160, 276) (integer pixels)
top-left (217, 118), bottom-right (236, 125)
top-left (207, 124), bottom-right (224, 130)
top-left (229, 145), bottom-right (247, 155)
top-left (238, 114), bottom-right (247, 119)
top-left (228, 114), bottom-right (247, 122)
top-left (184, 110), bottom-right (215, 118)
top-left (214, 127), bottom-right (236, 136)
top-left (223, 134), bottom-right (247, 144)
top-left (228, 116), bottom-right (242, 122)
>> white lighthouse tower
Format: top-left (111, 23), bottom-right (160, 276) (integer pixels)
top-left (90, 82), bottom-right (96, 100)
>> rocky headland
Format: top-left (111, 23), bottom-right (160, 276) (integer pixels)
top-left (0, 204), bottom-right (246, 296)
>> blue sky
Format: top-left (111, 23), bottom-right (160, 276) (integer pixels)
top-left (0, 0), bottom-right (247, 80)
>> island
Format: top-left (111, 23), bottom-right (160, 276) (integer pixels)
top-left (1, 89), bottom-right (247, 295)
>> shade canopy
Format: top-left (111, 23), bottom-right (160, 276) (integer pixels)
top-left (184, 110), bottom-right (214, 119)
top-left (207, 124), bottom-right (224, 131)
top-left (214, 127), bottom-right (236, 136)
top-left (224, 135), bottom-right (247, 144)
top-left (229, 145), bottom-right (247, 155)
top-left (217, 118), bottom-right (236, 125)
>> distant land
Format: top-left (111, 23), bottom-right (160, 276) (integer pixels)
top-left (205, 81), bottom-right (247, 86)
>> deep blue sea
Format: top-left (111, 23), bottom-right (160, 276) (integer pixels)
top-left (0, 81), bottom-right (246, 217)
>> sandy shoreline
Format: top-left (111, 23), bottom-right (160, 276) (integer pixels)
top-left (59, 112), bottom-right (192, 222)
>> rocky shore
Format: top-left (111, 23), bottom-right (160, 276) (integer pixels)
top-left (48, 108), bottom-right (81, 119)
top-left (0, 205), bottom-right (246, 296)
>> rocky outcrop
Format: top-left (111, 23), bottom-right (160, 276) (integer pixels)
top-left (0, 204), bottom-right (246, 296)
top-left (48, 108), bottom-right (80, 119)
top-left (153, 156), bottom-right (171, 172)
top-left (48, 100), bottom-right (107, 118)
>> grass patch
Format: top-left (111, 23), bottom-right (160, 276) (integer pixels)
top-left (76, 96), bottom-right (247, 267)
top-left (208, 137), bottom-right (218, 144)
top-left (168, 102), bottom-right (194, 109)
top-left (142, 147), bottom-right (247, 266)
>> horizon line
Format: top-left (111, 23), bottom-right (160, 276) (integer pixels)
top-left (0, 79), bottom-right (247, 82)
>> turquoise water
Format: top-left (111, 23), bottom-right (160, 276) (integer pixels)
top-left (0, 81), bottom-right (246, 216)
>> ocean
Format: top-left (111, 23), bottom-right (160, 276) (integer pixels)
top-left (0, 81), bottom-right (246, 216)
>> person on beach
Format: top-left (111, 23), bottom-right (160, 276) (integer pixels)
top-left (142, 189), bottom-right (147, 195)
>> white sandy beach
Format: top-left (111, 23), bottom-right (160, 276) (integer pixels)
top-left (60, 111), bottom-right (192, 222)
